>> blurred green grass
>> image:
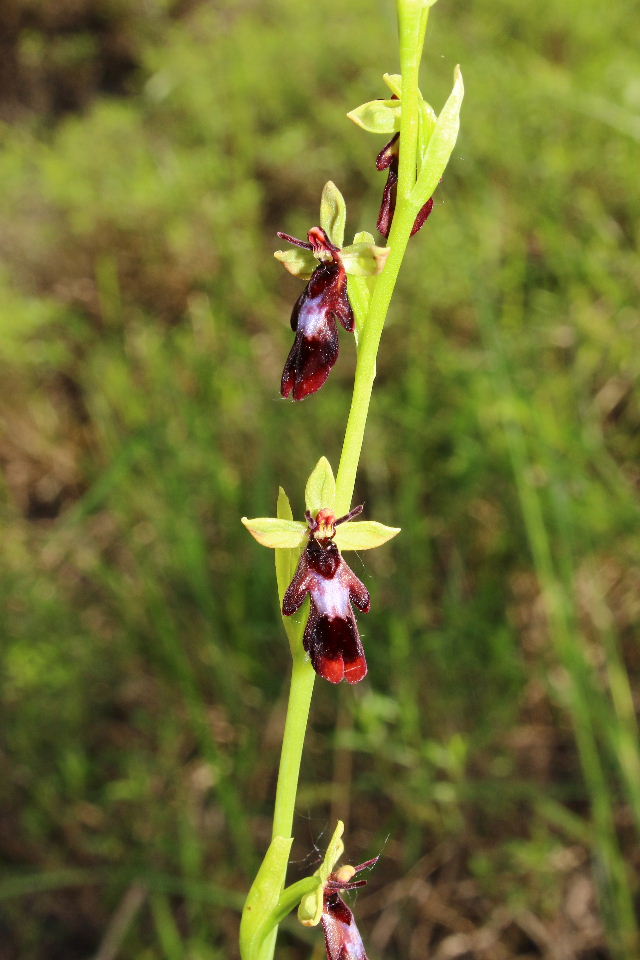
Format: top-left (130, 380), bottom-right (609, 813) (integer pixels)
top-left (1, 0), bottom-right (639, 957)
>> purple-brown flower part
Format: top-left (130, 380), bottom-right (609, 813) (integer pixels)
top-left (322, 858), bottom-right (379, 960)
top-left (282, 506), bottom-right (370, 683)
top-left (279, 226), bottom-right (354, 401)
top-left (375, 132), bottom-right (434, 239)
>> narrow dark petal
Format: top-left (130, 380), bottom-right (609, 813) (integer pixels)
top-left (277, 231), bottom-right (313, 250)
top-left (325, 879), bottom-right (368, 892)
top-left (351, 858), bottom-right (380, 874)
top-left (334, 504), bottom-right (364, 526)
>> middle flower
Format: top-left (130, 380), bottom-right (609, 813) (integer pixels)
top-left (282, 505), bottom-right (370, 683)
top-left (278, 227), bottom-right (354, 401)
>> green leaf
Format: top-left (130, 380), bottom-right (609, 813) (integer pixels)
top-left (382, 72), bottom-right (403, 98)
top-left (241, 516), bottom-right (307, 549)
top-left (273, 248), bottom-right (316, 279)
top-left (412, 65), bottom-right (464, 205)
top-left (298, 821), bottom-right (345, 927)
top-left (334, 520), bottom-right (401, 551)
top-left (341, 242), bottom-right (390, 277)
top-left (239, 835), bottom-right (293, 960)
top-left (305, 457), bottom-right (336, 516)
top-left (319, 181), bottom-right (346, 249)
top-left (347, 98), bottom-right (401, 134)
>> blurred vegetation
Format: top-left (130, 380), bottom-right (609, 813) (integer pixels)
top-left (1, 0), bottom-right (639, 958)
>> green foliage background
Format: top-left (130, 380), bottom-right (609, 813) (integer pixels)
top-left (1, 0), bottom-right (639, 957)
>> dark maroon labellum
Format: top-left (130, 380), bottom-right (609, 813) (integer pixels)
top-left (376, 133), bottom-right (434, 239)
top-left (322, 858), bottom-right (379, 960)
top-left (282, 507), bottom-right (370, 683)
top-left (279, 227), bottom-right (354, 401)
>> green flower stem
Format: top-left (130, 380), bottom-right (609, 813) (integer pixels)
top-left (271, 650), bottom-right (315, 840)
top-left (244, 6), bottom-right (431, 957)
top-left (335, 3), bottom-right (429, 515)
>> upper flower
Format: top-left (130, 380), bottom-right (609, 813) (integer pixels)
top-left (347, 67), bottom-right (464, 238)
top-left (274, 183), bottom-right (390, 401)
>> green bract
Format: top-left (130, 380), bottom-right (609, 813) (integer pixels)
top-left (297, 820), bottom-right (345, 927)
top-left (340, 242), bottom-right (391, 277)
top-left (346, 98), bottom-right (401, 134)
top-left (412, 64), bottom-right (464, 203)
top-left (320, 180), bottom-right (346, 249)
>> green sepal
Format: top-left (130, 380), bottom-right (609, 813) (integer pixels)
top-left (335, 520), bottom-right (401, 551)
top-left (298, 821), bottom-right (345, 927)
top-left (241, 516), bottom-right (307, 549)
top-left (382, 72), bottom-right (403, 98)
top-left (320, 181), bottom-right (347, 249)
top-left (347, 98), bottom-right (401, 134)
top-left (274, 248), bottom-right (316, 280)
top-left (412, 65), bottom-right (464, 204)
top-left (305, 457), bottom-right (336, 516)
top-left (239, 835), bottom-right (293, 960)
top-left (341, 242), bottom-right (390, 277)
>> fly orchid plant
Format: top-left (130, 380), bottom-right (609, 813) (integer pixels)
top-left (240, 1), bottom-right (463, 957)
